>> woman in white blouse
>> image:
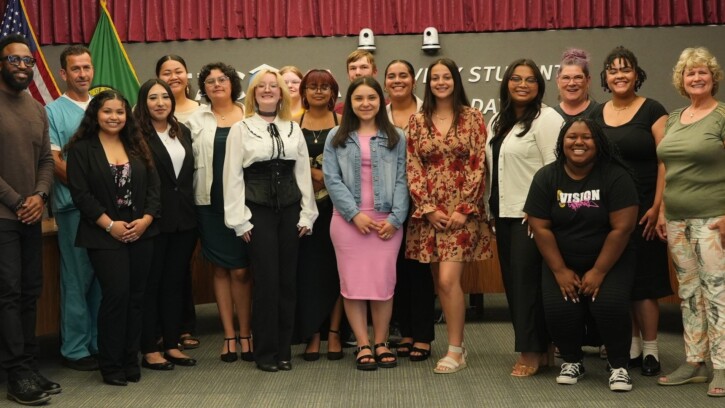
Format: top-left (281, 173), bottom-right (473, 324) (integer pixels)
top-left (485, 58), bottom-right (564, 377)
top-left (223, 69), bottom-right (318, 372)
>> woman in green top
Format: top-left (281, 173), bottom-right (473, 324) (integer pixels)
top-left (656, 47), bottom-right (725, 398)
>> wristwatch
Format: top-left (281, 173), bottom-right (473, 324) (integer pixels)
top-left (34, 191), bottom-right (48, 203)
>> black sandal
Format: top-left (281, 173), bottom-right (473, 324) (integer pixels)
top-left (409, 344), bottom-right (431, 362)
top-left (374, 342), bottom-right (398, 368)
top-left (355, 345), bottom-right (377, 371)
top-left (396, 342), bottom-right (413, 358)
top-left (327, 329), bottom-right (344, 361)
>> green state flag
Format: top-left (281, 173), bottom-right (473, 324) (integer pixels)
top-left (89, 0), bottom-right (139, 105)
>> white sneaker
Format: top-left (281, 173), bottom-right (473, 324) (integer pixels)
top-left (556, 362), bottom-right (585, 385)
top-left (609, 367), bottom-right (633, 391)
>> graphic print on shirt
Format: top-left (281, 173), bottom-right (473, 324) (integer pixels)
top-left (557, 189), bottom-right (600, 210)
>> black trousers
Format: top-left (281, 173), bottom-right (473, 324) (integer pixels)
top-left (248, 202), bottom-right (300, 365)
top-left (141, 229), bottom-right (198, 353)
top-left (179, 264), bottom-right (197, 335)
top-left (542, 249), bottom-right (634, 368)
top-left (88, 239), bottom-right (153, 381)
top-left (393, 223), bottom-right (435, 343)
top-left (495, 217), bottom-right (549, 352)
top-left (0, 220), bottom-right (42, 380)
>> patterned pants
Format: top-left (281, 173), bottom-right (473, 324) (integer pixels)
top-left (667, 217), bottom-right (725, 369)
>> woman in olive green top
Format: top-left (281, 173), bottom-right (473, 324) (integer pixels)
top-left (656, 47), bottom-right (725, 398)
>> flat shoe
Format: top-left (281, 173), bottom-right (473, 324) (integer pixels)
top-left (658, 363), bottom-right (708, 386)
top-left (708, 369), bottom-right (725, 397)
top-left (164, 353), bottom-right (197, 367)
top-left (641, 354), bottom-right (661, 376)
top-left (179, 334), bottom-right (200, 350)
top-left (409, 345), bottom-right (431, 362)
top-left (374, 342), bottom-right (397, 368)
top-left (511, 362), bottom-right (539, 377)
top-left (396, 342), bottom-right (412, 358)
top-left (355, 345), bottom-right (377, 371)
top-left (103, 378), bottom-right (128, 386)
top-left (142, 358), bottom-right (174, 371)
top-left (278, 361), bottom-right (292, 371)
top-left (434, 345), bottom-right (467, 374)
top-left (257, 363), bottom-right (278, 372)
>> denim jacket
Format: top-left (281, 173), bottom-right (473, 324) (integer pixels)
top-left (323, 127), bottom-right (409, 229)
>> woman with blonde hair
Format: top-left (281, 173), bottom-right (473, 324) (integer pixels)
top-left (656, 47), bottom-right (725, 398)
top-left (280, 66), bottom-right (305, 121)
top-left (224, 69), bottom-right (317, 372)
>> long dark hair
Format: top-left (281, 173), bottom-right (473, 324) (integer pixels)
top-left (65, 90), bottom-right (153, 169)
top-left (155, 54), bottom-right (192, 99)
top-left (490, 59), bottom-right (546, 145)
top-left (333, 76), bottom-right (399, 149)
top-left (421, 58), bottom-right (469, 132)
top-left (134, 79), bottom-right (182, 140)
top-left (600, 46), bottom-right (647, 93)
top-left (554, 117), bottom-right (632, 178)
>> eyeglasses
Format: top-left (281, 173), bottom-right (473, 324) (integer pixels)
top-left (204, 76), bottom-right (229, 86)
top-left (559, 75), bottom-right (586, 83)
top-left (509, 76), bottom-right (538, 85)
top-left (1, 55), bottom-right (36, 67)
top-left (307, 85), bottom-right (332, 93)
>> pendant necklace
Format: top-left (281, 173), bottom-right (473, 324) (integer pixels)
top-left (312, 129), bottom-right (323, 144)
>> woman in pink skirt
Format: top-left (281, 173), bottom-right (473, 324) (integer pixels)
top-left (323, 77), bottom-right (409, 371)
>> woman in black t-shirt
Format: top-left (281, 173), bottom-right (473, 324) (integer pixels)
top-left (524, 118), bottom-right (639, 392)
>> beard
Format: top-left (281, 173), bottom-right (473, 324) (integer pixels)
top-left (1, 66), bottom-right (33, 91)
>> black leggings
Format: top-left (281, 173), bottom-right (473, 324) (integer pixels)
top-left (541, 249), bottom-right (634, 368)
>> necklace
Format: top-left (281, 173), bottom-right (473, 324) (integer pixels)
top-left (258, 110), bottom-right (277, 117)
top-left (611, 98), bottom-right (635, 112)
top-left (212, 106), bottom-right (236, 121)
top-left (687, 102), bottom-right (715, 119)
top-left (434, 112), bottom-right (451, 120)
top-left (311, 129), bottom-right (323, 144)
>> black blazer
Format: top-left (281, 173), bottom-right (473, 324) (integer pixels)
top-left (146, 124), bottom-right (196, 233)
top-left (66, 136), bottom-right (161, 249)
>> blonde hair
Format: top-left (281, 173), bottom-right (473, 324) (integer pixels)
top-left (244, 69), bottom-right (292, 121)
top-left (672, 47), bottom-right (723, 98)
top-left (279, 65), bottom-right (303, 80)
top-left (346, 50), bottom-right (376, 72)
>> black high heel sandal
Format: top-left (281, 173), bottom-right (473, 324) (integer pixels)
top-left (239, 336), bottom-right (254, 362)
top-left (327, 329), bottom-right (344, 361)
top-left (220, 337), bottom-right (238, 363)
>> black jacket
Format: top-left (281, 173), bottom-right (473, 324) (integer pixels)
top-left (146, 124), bottom-right (196, 233)
top-left (67, 136), bottom-right (161, 249)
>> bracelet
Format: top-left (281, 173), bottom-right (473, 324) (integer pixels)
top-left (13, 197), bottom-right (25, 212)
top-left (105, 221), bottom-right (114, 233)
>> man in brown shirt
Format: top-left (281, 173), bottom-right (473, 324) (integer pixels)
top-left (0, 34), bottom-right (58, 406)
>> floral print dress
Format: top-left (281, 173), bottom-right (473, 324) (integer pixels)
top-left (405, 107), bottom-right (492, 263)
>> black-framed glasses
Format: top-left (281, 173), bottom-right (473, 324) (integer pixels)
top-left (1, 55), bottom-right (36, 67)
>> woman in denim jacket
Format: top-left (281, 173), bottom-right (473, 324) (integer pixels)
top-left (323, 77), bottom-right (409, 371)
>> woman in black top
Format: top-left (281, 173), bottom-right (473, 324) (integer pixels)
top-left (294, 69), bottom-right (344, 361)
top-left (134, 79), bottom-right (198, 370)
top-left (525, 118), bottom-right (638, 392)
top-left (66, 90), bottom-right (160, 386)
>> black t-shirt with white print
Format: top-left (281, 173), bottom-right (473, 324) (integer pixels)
top-left (524, 162), bottom-right (638, 261)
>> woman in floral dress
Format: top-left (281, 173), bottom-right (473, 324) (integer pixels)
top-left (406, 58), bottom-right (492, 374)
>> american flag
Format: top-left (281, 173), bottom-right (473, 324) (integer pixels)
top-left (1, 0), bottom-right (60, 105)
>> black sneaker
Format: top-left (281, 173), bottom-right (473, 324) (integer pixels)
top-left (29, 372), bottom-right (61, 395)
top-left (609, 367), bottom-right (633, 391)
top-left (556, 362), bottom-right (585, 385)
top-left (6, 378), bottom-right (51, 406)
top-left (62, 355), bottom-right (99, 371)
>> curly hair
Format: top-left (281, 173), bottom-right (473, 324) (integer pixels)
top-left (197, 62), bottom-right (242, 103)
top-left (557, 48), bottom-right (591, 78)
top-left (600, 46), bottom-right (647, 93)
top-left (64, 90), bottom-right (153, 169)
top-left (672, 47), bottom-right (723, 98)
top-left (300, 69), bottom-right (339, 111)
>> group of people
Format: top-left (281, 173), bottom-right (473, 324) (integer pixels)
top-left (0, 31), bottom-right (723, 407)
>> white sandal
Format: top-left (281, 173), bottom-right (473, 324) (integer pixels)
top-left (433, 344), bottom-right (467, 374)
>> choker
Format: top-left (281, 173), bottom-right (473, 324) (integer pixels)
top-left (258, 110), bottom-right (277, 117)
